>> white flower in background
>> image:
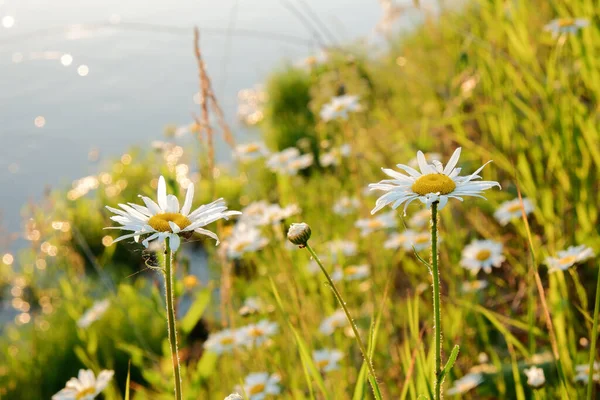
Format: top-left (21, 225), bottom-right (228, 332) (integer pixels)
top-left (461, 240), bottom-right (505, 274)
top-left (320, 144), bottom-right (351, 167)
top-left (408, 208), bottom-right (430, 229)
top-left (298, 50), bottom-right (328, 69)
top-left (52, 369), bottom-right (114, 400)
top-left (546, 245), bottom-right (595, 273)
top-left (105, 176), bottom-right (240, 251)
top-left (332, 265), bottom-right (370, 281)
top-left (574, 361), bottom-right (600, 384)
top-left (77, 299), bottom-right (110, 328)
top-left (494, 198), bottom-right (534, 226)
top-left (384, 230), bottom-right (416, 251)
top-left (320, 94), bottom-right (362, 122)
top-left (327, 240), bottom-right (358, 260)
top-left (239, 297), bottom-right (263, 316)
top-left (369, 148), bottom-right (500, 214)
top-left (524, 366), bottom-right (546, 388)
top-left (266, 147), bottom-right (300, 172)
top-left (225, 394), bottom-right (243, 400)
top-left (313, 349), bottom-right (344, 372)
top-left (204, 329), bottom-right (243, 354)
top-left (240, 201), bottom-right (300, 226)
top-left (306, 259), bottom-right (321, 274)
top-left (239, 320), bottom-right (278, 347)
top-left (333, 196), bottom-right (360, 216)
top-left (285, 153), bottom-right (314, 175)
top-left (226, 224), bottom-right (269, 259)
top-left (237, 85), bottom-right (267, 126)
top-left (461, 280), bottom-right (489, 293)
top-left (544, 18), bottom-right (589, 35)
top-left (408, 152), bottom-right (442, 169)
top-left (407, 231), bottom-right (433, 251)
top-left (241, 372), bottom-right (281, 400)
top-left (355, 210), bottom-right (398, 236)
top-left (234, 142), bottom-right (270, 162)
top-left (446, 372), bottom-right (483, 396)
top-left (319, 310), bottom-right (348, 335)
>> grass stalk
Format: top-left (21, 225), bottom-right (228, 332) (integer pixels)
top-left (430, 201), bottom-right (442, 400)
top-left (164, 238), bottom-right (183, 400)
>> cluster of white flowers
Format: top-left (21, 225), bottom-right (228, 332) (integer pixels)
top-left (204, 319), bottom-right (279, 354)
top-left (319, 144), bottom-right (351, 167)
top-left (574, 361), bottom-right (600, 384)
top-left (320, 95), bottom-right (362, 122)
top-left (546, 245), bottom-right (595, 273)
top-left (267, 147), bottom-right (314, 175)
top-left (234, 142), bottom-right (270, 162)
top-left (332, 196), bottom-right (360, 216)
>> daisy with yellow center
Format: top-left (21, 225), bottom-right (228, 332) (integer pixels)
top-left (369, 147), bottom-right (500, 214)
top-left (355, 210), bottom-right (398, 236)
top-left (313, 349), bottom-right (344, 372)
top-left (226, 224), bottom-right (269, 259)
top-left (52, 369), bottom-right (114, 400)
top-left (239, 319), bottom-right (278, 347)
top-left (461, 239), bottom-right (505, 274)
top-left (319, 310), bottom-right (349, 335)
top-left (320, 94), bottom-right (362, 122)
top-left (234, 142), bottom-right (270, 162)
top-left (546, 245), bottom-right (595, 273)
top-left (241, 373), bottom-right (281, 400)
top-left (105, 176), bottom-right (240, 251)
top-left (544, 17), bottom-right (589, 35)
top-left (203, 329), bottom-right (242, 355)
top-left (494, 197), bottom-right (534, 226)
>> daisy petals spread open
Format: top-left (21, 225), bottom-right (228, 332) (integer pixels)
top-left (105, 176), bottom-right (241, 251)
top-left (369, 148), bottom-right (500, 214)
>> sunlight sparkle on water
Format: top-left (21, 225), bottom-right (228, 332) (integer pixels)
top-left (77, 65), bottom-right (89, 76)
top-left (2, 15), bottom-right (14, 28)
top-left (34, 116), bottom-right (46, 128)
top-left (60, 54), bottom-right (73, 66)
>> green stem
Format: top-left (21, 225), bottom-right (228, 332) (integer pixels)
top-left (587, 262), bottom-right (600, 400)
top-left (305, 243), bottom-right (383, 400)
top-left (431, 202), bottom-right (442, 400)
top-left (164, 238), bottom-right (183, 400)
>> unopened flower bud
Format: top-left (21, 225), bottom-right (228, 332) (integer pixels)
top-left (287, 222), bottom-right (311, 247)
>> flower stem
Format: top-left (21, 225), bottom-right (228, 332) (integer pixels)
top-left (304, 243), bottom-right (383, 400)
top-left (587, 261), bottom-right (600, 400)
top-left (164, 238), bottom-right (183, 400)
top-left (431, 202), bottom-right (442, 400)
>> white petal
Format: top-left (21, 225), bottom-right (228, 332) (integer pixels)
top-left (416, 151), bottom-right (432, 174)
top-left (168, 221), bottom-right (181, 233)
top-left (443, 147), bottom-right (461, 175)
top-left (181, 183), bottom-right (194, 216)
top-left (139, 195), bottom-right (162, 214)
top-left (166, 195), bottom-right (180, 213)
top-left (157, 176), bottom-right (168, 210)
top-left (194, 228), bottom-right (220, 245)
top-left (169, 234), bottom-right (181, 251)
top-left (142, 232), bottom-right (160, 248)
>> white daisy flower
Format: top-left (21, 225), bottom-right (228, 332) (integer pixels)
top-left (204, 329), bottom-right (243, 354)
top-left (320, 94), bottom-right (362, 122)
top-left (320, 145), bottom-right (351, 167)
top-left (384, 230), bottom-right (415, 251)
top-left (225, 394), bottom-right (243, 400)
top-left (408, 152), bottom-right (442, 169)
top-left (461, 280), bottom-right (489, 293)
top-left (408, 209), bottom-right (431, 229)
top-left (298, 50), bottom-right (328, 69)
top-left (105, 176), bottom-right (240, 251)
top-left (544, 18), bottom-right (589, 35)
top-left (226, 224), bottom-right (269, 259)
top-left (52, 369), bottom-right (114, 400)
top-left (407, 231), bottom-right (434, 251)
top-left (574, 361), bottom-right (600, 384)
top-left (333, 196), bottom-right (360, 216)
top-left (494, 198), bottom-right (534, 226)
top-left (327, 240), bottom-right (358, 260)
top-left (313, 349), bottom-right (344, 372)
top-left (240, 201), bottom-right (300, 226)
top-left (461, 240), bottom-right (505, 274)
top-left (77, 299), bottom-right (110, 328)
top-left (306, 259), bottom-right (321, 274)
top-left (369, 148), bottom-right (500, 214)
top-left (546, 245), bottom-right (595, 273)
top-left (355, 210), bottom-right (398, 236)
top-left (332, 265), bottom-right (370, 281)
top-left (239, 319), bottom-right (278, 347)
top-left (234, 142), bottom-right (270, 162)
top-left (446, 372), bottom-right (483, 396)
top-left (524, 366), bottom-right (545, 388)
top-left (319, 310), bottom-right (348, 335)
top-left (239, 297), bottom-right (263, 316)
top-left (285, 153), bottom-right (314, 175)
top-left (241, 372), bottom-right (281, 400)
top-left (267, 147), bottom-right (313, 175)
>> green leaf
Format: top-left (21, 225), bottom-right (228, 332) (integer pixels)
top-left (439, 345), bottom-right (460, 383)
top-left (125, 361), bottom-right (131, 400)
top-left (180, 288), bottom-right (211, 334)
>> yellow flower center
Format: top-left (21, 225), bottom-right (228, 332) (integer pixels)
top-left (316, 359), bottom-right (330, 369)
top-left (248, 383), bottom-right (265, 395)
top-left (367, 220), bottom-right (384, 228)
top-left (475, 250), bottom-right (491, 261)
top-left (219, 336), bottom-right (235, 345)
top-left (249, 327), bottom-right (264, 337)
top-left (559, 255), bottom-right (577, 265)
top-left (233, 240), bottom-right (251, 252)
top-left (245, 143), bottom-right (260, 153)
top-left (411, 174), bottom-right (456, 196)
top-left (345, 266), bottom-right (359, 275)
top-left (333, 103), bottom-right (345, 112)
top-left (148, 213), bottom-right (191, 232)
top-left (557, 18), bottom-right (575, 28)
top-left (506, 203), bottom-right (522, 213)
top-left (76, 388), bottom-right (96, 399)
top-left (414, 234), bottom-right (429, 244)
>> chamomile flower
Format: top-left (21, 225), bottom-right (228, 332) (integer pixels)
top-left (332, 264), bottom-right (370, 281)
top-left (52, 369), bottom-right (114, 400)
top-left (461, 240), bottom-right (505, 274)
top-left (494, 198), bottom-right (534, 226)
top-left (313, 349), bottom-right (344, 372)
top-left (575, 361), bottom-right (600, 384)
top-left (546, 245), bottom-right (595, 273)
top-left (241, 372), bottom-right (281, 400)
top-left (461, 280), bottom-right (489, 293)
top-left (234, 142), bottom-right (270, 162)
top-left (446, 372), bottom-right (483, 396)
top-left (320, 94), bottom-right (361, 122)
top-left (333, 196), bottom-right (360, 216)
top-left (524, 366), bottom-right (546, 388)
top-left (408, 208), bottom-right (431, 229)
top-left (239, 297), bottom-right (264, 316)
top-left (239, 202), bottom-right (300, 226)
top-left (285, 153), bottom-right (314, 175)
top-left (319, 310), bottom-right (348, 335)
top-left (407, 231), bottom-right (433, 251)
top-left (327, 240), bottom-right (358, 260)
top-left (384, 230), bottom-right (416, 251)
top-left (77, 299), bottom-right (110, 328)
top-left (239, 320), bottom-right (278, 347)
top-left (320, 144), bottom-right (351, 167)
top-left (355, 210), bottom-right (398, 236)
top-left (105, 176), bottom-right (240, 251)
top-left (266, 147), bottom-right (300, 172)
top-left (204, 329), bottom-right (243, 354)
top-left (369, 148), bottom-right (500, 214)
top-left (544, 18), bottom-right (589, 35)
top-left (226, 224), bottom-right (269, 259)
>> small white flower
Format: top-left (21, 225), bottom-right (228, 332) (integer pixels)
top-left (234, 142), bottom-right (270, 162)
top-left (225, 394), bottom-right (243, 400)
top-left (461, 240), bottom-right (505, 274)
top-left (239, 297), bottom-right (263, 316)
top-left (319, 310), bottom-right (348, 335)
top-left (524, 366), bottom-right (546, 388)
top-left (320, 145), bottom-right (351, 167)
top-left (332, 265), bottom-right (370, 281)
top-left (494, 198), bottom-right (534, 226)
top-left (285, 153), bottom-right (314, 175)
top-left (77, 299), bottom-right (110, 328)
top-left (240, 201), bottom-right (300, 226)
top-left (204, 329), bottom-right (243, 354)
top-left (544, 18), bottom-right (589, 35)
top-left (298, 50), bottom-right (328, 69)
top-left (446, 372), bottom-right (483, 395)
top-left (266, 147), bottom-right (313, 175)
top-left (369, 148), bottom-right (500, 214)
top-left (226, 224), bottom-right (269, 259)
top-left (52, 369), bottom-right (114, 400)
top-left (384, 230), bottom-right (416, 251)
top-left (407, 231), bottom-right (433, 251)
top-left (327, 240), bottom-right (358, 260)
top-left (105, 176), bottom-right (240, 251)
top-left (546, 245), bottom-right (595, 273)
top-left (320, 94), bottom-right (362, 122)
top-left (461, 280), bottom-right (489, 293)
top-left (241, 372), bottom-right (281, 400)
top-left (355, 210), bottom-right (398, 236)
top-left (333, 196), bottom-right (360, 216)
top-left (313, 348), bottom-right (344, 372)
top-left (575, 361), bottom-right (600, 384)
top-left (408, 208), bottom-right (431, 229)
top-left (239, 320), bottom-right (278, 347)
